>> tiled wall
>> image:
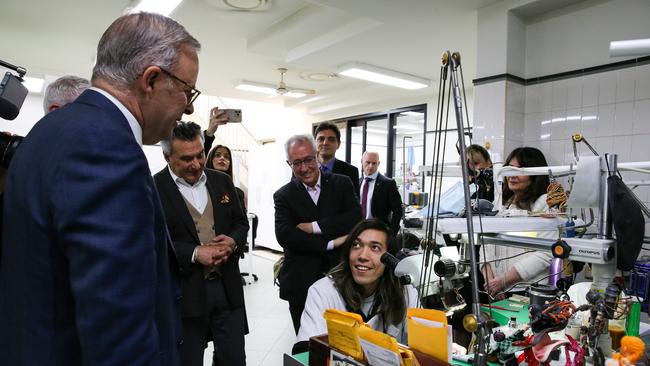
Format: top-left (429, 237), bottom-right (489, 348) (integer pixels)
top-left (521, 62), bottom-right (650, 234)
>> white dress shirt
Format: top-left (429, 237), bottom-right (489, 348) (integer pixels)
top-left (168, 167), bottom-right (208, 214)
top-left (301, 173), bottom-right (335, 250)
top-left (360, 171), bottom-right (379, 219)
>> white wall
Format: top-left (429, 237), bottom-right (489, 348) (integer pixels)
top-left (524, 0), bottom-right (650, 77)
top-left (2, 94), bottom-right (45, 137)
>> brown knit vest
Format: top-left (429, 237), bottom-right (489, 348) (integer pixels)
top-left (182, 194), bottom-right (220, 278)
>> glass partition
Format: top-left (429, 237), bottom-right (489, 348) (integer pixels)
top-left (365, 118), bottom-right (388, 175)
top-left (349, 125), bottom-right (364, 173)
top-left (393, 112), bottom-right (425, 204)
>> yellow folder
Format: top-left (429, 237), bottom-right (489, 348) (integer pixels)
top-left (399, 347), bottom-right (421, 366)
top-left (323, 309), bottom-right (365, 361)
top-left (357, 325), bottom-right (403, 366)
top-left (407, 308), bottom-right (449, 362)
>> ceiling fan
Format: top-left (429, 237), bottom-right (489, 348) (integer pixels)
top-left (274, 68), bottom-right (315, 97)
top-left (235, 68), bottom-right (316, 98)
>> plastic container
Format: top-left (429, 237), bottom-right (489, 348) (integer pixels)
top-left (627, 260), bottom-right (650, 313)
top-left (626, 301), bottom-right (641, 336)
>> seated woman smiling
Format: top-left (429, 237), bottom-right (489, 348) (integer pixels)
top-left (482, 147), bottom-right (554, 298)
top-left (293, 219), bottom-right (419, 353)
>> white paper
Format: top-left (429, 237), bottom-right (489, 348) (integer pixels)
top-left (329, 349), bottom-right (364, 366)
top-left (358, 338), bottom-right (402, 366)
top-left (409, 316), bottom-right (444, 328)
top-left (566, 156), bottom-right (601, 208)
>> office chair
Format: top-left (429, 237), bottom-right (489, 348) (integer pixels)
top-left (241, 213), bottom-right (258, 285)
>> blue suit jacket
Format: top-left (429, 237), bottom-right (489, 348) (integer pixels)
top-left (0, 90), bottom-right (182, 366)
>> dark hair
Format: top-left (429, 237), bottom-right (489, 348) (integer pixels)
top-left (467, 144), bottom-right (491, 164)
top-left (502, 147), bottom-right (549, 210)
top-left (206, 144), bottom-right (233, 178)
top-left (313, 122), bottom-right (341, 143)
top-left (329, 219), bottom-right (406, 326)
top-left (160, 121), bottom-right (203, 156)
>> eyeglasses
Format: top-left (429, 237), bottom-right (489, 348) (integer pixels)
top-left (160, 68), bottom-right (201, 106)
top-left (287, 156), bottom-right (317, 169)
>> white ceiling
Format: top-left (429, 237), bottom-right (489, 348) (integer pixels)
top-left (1, 0), bottom-right (506, 118)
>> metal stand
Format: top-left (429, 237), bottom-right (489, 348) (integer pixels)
top-left (445, 51), bottom-right (489, 365)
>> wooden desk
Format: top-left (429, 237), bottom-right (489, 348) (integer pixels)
top-left (308, 334), bottom-right (451, 366)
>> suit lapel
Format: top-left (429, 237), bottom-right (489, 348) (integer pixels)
top-left (205, 174), bottom-right (225, 235)
top-left (293, 178), bottom-right (319, 216)
top-left (371, 174), bottom-right (383, 204)
top-left (159, 169), bottom-right (200, 243)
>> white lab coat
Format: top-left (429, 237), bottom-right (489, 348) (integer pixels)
top-left (296, 277), bottom-right (419, 344)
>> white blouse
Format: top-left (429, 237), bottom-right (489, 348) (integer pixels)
top-left (482, 194), bottom-right (555, 287)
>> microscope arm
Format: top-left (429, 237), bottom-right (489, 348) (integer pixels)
top-left (478, 234), bottom-right (615, 264)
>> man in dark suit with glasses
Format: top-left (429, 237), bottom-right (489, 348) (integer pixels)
top-left (273, 134), bottom-right (361, 333)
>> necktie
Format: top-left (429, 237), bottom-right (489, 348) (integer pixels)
top-left (361, 177), bottom-right (372, 219)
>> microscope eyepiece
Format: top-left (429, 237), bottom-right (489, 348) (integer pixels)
top-left (380, 252), bottom-right (400, 270)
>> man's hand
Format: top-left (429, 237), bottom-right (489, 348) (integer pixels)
top-left (207, 107), bottom-right (228, 137)
top-left (205, 234), bottom-right (236, 265)
top-left (194, 245), bottom-right (228, 266)
top-left (332, 235), bottom-right (347, 248)
top-left (296, 222), bottom-right (313, 234)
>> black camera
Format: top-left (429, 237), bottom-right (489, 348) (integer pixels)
top-left (0, 132), bottom-right (23, 169)
top-left (0, 60), bottom-right (29, 169)
top-left (0, 71), bottom-right (28, 121)
top-left (470, 167), bottom-right (494, 202)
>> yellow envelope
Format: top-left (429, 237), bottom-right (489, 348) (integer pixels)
top-left (407, 308), bottom-right (449, 362)
top-left (399, 347), bottom-right (421, 366)
top-left (358, 325), bottom-right (403, 366)
top-left (323, 309), bottom-right (365, 361)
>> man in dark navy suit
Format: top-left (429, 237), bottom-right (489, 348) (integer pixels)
top-left (313, 122), bottom-right (360, 195)
top-left (274, 135), bottom-right (361, 334)
top-left (0, 12), bottom-right (200, 366)
top-left (360, 151), bottom-right (403, 235)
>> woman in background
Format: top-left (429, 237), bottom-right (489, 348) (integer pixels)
top-left (482, 147), bottom-right (553, 298)
top-left (467, 144), bottom-right (494, 202)
top-left (207, 144), bottom-right (246, 214)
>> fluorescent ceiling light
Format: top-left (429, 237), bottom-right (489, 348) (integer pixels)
top-left (129, 0), bottom-right (182, 16)
top-left (401, 111), bottom-right (424, 116)
top-left (24, 76), bottom-right (44, 93)
top-left (338, 62), bottom-right (430, 90)
top-left (394, 125), bottom-right (421, 132)
top-left (236, 82), bottom-right (275, 95)
top-left (366, 128), bottom-right (387, 134)
top-left (235, 81), bottom-right (305, 98)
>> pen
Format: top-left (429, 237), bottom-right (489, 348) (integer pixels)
top-left (480, 304), bottom-right (519, 312)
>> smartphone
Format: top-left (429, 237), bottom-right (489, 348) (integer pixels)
top-left (224, 109), bottom-right (242, 123)
top-left (210, 107), bottom-right (242, 123)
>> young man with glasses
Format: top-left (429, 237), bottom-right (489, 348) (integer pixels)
top-left (273, 134), bottom-right (362, 334)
